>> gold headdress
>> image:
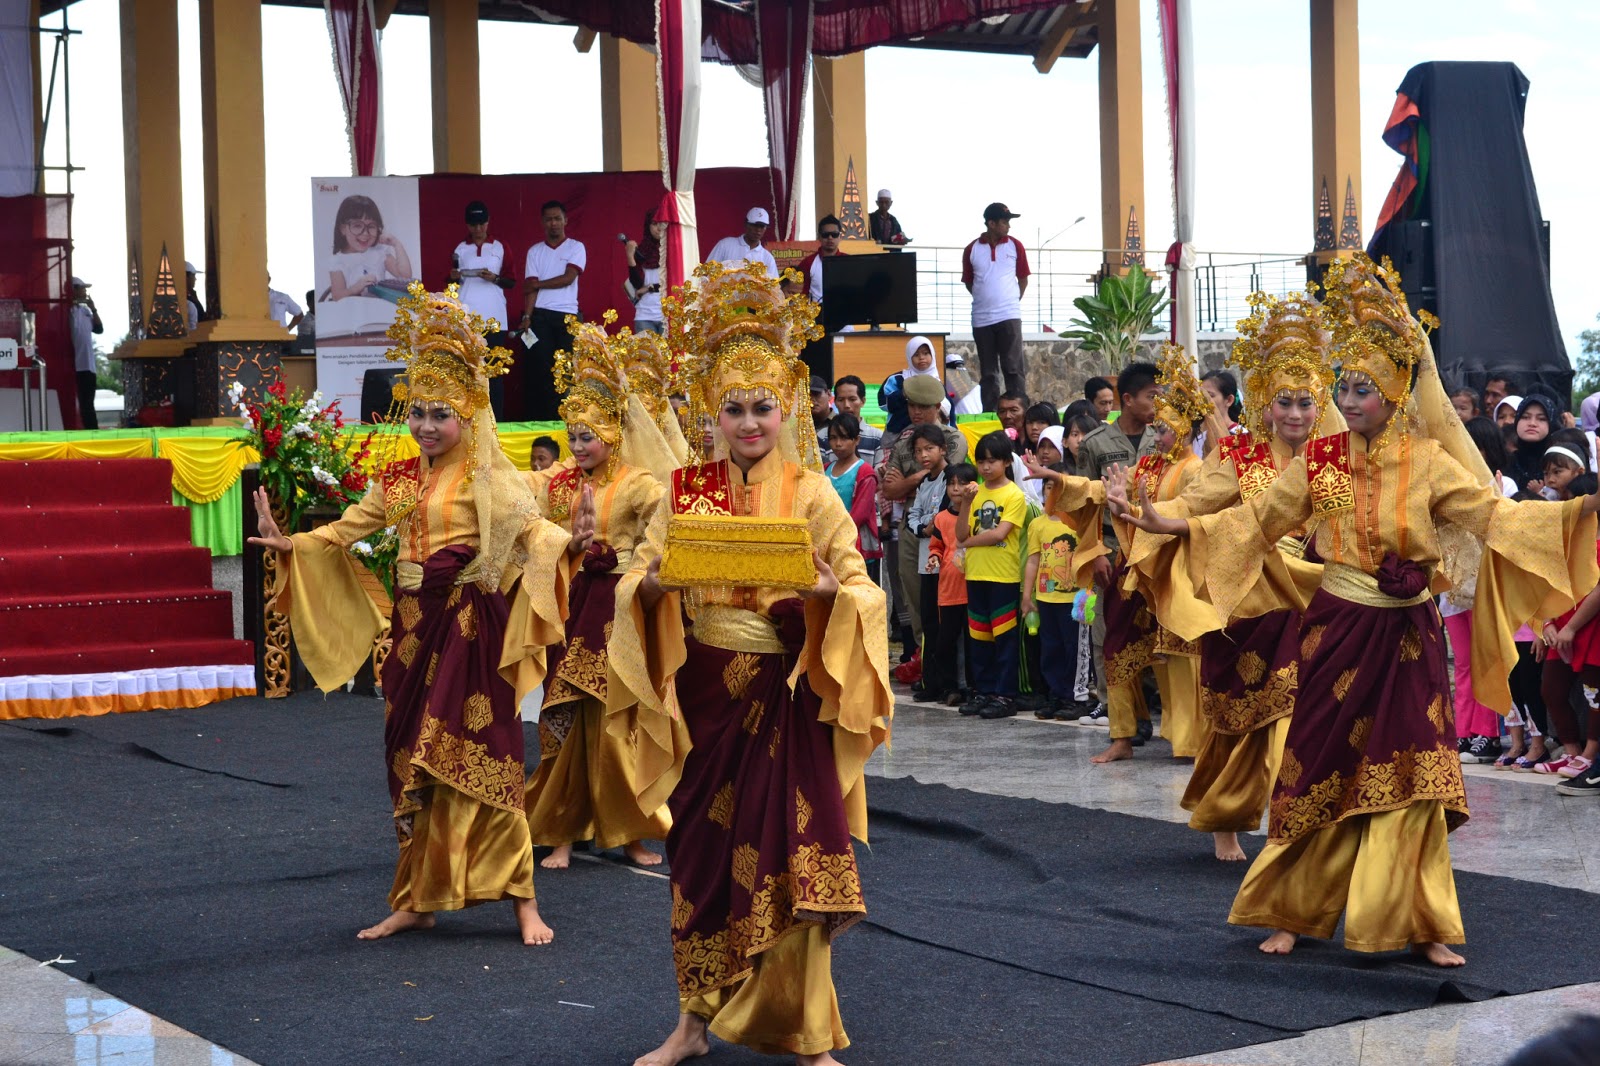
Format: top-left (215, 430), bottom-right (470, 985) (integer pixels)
top-left (382, 282), bottom-right (533, 589)
top-left (554, 311), bottom-right (627, 446)
top-left (621, 328), bottom-right (677, 435)
top-left (386, 281), bottom-right (513, 420)
top-left (665, 259), bottom-right (824, 467)
top-left (1320, 253), bottom-right (1438, 425)
top-left (1231, 287), bottom-right (1336, 440)
top-left (1152, 343), bottom-right (1211, 461)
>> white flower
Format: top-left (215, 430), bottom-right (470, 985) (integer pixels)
top-left (310, 464), bottom-right (339, 487)
top-left (288, 421), bottom-right (315, 438)
top-left (351, 540), bottom-right (374, 556)
top-left (227, 381), bottom-right (246, 403)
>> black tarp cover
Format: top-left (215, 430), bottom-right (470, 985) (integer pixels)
top-left (1368, 62), bottom-right (1570, 403)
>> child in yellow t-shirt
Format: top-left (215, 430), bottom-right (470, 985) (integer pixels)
top-left (1023, 498), bottom-right (1089, 720)
top-left (955, 430), bottom-right (1030, 718)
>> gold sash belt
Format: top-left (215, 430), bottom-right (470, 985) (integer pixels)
top-left (395, 554), bottom-right (489, 592)
top-left (1320, 561), bottom-right (1432, 609)
top-left (690, 605), bottom-right (786, 655)
top-left (1276, 535), bottom-right (1307, 560)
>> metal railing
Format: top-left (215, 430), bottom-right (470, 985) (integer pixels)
top-left (895, 245), bottom-right (1310, 336)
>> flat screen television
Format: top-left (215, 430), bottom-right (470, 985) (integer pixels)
top-left (820, 252), bottom-right (917, 333)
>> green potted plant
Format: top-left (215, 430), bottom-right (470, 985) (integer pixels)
top-left (1059, 263), bottom-right (1171, 372)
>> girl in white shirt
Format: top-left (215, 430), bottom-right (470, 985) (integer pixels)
top-left (328, 194), bottom-right (413, 301)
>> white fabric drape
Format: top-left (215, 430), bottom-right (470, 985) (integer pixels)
top-left (655, 0), bottom-right (702, 289)
top-left (0, 0), bottom-right (36, 197)
top-left (1158, 0), bottom-right (1197, 362)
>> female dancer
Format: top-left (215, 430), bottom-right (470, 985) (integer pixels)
top-left (620, 262), bottom-right (892, 1066)
top-left (1094, 344), bottom-right (1210, 763)
top-left (1112, 255), bottom-right (1599, 964)
top-left (252, 284), bottom-right (589, 945)
top-left (523, 320), bottom-right (689, 870)
top-left (1123, 291), bottom-right (1337, 860)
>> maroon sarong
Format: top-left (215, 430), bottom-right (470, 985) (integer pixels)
top-left (1268, 555), bottom-right (1467, 845)
top-left (1102, 559), bottom-right (1156, 687)
top-left (666, 600), bottom-right (865, 1000)
top-left (540, 542), bottom-right (620, 755)
top-left (383, 544), bottom-right (526, 824)
top-left (1198, 609), bottom-right (1300, 735)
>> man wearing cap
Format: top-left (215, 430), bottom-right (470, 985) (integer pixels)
top-left (70, 277), bottom-right (104, 429)
top-left (185, 262), bottom-right (206, 331)
top-left (962, 203), bottom-right (1031, 410)
top-left (870, 190), bottom-right (907, 246)
top-left (707, 208), bottom-right (779, 278)
top-left (449, 200), bottom-right (512, 330)
top-left (880, 374), bottom-right (967, 650)
top-left (519, 199), bottom-right (586, 420)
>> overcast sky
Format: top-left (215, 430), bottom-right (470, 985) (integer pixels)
top-left (38, 0), bottom-right (1599, 358)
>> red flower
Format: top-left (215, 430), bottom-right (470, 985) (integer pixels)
top-left (263, 426), bottom-right (282, 455)
top-left (267, 380), bottom-right (287, 400)
top-left (342, 471), bottom-right (367, 492)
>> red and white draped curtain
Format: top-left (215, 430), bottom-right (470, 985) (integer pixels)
top-left (1157, 0), bottom-right (1195, 358)
top-left (655, 0), bottom-right (702, 290)
top-left (325, 0), bottom-right (382, 177)
top-left (755, 0), bottom-right (814, 242)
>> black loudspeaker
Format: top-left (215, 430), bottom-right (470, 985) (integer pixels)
top-left (1390, 219), bottom-right (1436, 302)
top-left (360, 367), bottom-right (405, 423)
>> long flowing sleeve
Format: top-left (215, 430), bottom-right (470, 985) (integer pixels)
top-left (498, 515), bottom-right (576, 703)
top-left (796, 477), bottom-right (894, 845)
top-left (270, 482), bottom-right (391, 693)
top-left (607, 502), bottom-right (689, 817)
top-left (1182, 457), bottom-right (1315, 632)
top-left (1423, 445), bottom-right (1598, 710)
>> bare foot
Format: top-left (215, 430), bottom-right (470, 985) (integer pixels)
top-left (633, 1013), bottom-right (710, 1066)
top-left (625, 841), bottom-right (664, 866)
top-left (1411, 941), bottom-right (1465, 967)
top-left (540, 844), bottom-right (572, 870)
top-left (1090, 738), bottom-right (1134, 764)
top-left (1213, 832), bottom-right (1247, 862)
top-left (1258, 930), bottom-right (1297, 955)
top-left (356, 910), bottom-right (435, 940)
top-left (514, 897), bottom-right (554, 946)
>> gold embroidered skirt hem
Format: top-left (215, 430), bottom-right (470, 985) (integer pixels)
top-left (389, 783), bottom-right (536, 913)
top-left (1182, 717), bottom-right (1289, 833)
top-left (525, 697), bottom-right (673, 850)
top-left (681, 924), bottom-right (848, 1056)
top-left (1227, 800), bottom-right (1463, 951)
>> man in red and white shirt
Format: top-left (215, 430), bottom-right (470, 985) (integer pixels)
top-left (519, 199), bottom-right (586, 420)
top-left (961, 202), bottom-right (1031, 410)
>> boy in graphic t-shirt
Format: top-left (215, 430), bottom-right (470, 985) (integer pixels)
top-left (1023, 490), bottom-right (1090, 721)
top-left (955, 431), bottom-right (1030, 719)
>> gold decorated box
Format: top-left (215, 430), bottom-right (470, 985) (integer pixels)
top-left (659, 513), bottom-right (817, 591)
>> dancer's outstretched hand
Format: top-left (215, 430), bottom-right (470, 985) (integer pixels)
top-left (568, 484), bottom-right (596, 556)
top-left (247, 487), bottom-right (293, 553)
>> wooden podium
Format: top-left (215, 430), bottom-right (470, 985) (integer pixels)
top-left (829, 330), bottom-right (946, 391)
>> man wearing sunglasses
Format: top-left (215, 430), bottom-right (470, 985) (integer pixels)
top-left (799, 215), bottom-right (849, 302)
top-left (707, 206), bottom-right (779, 278)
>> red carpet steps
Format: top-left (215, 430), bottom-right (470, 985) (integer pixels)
top-left (0, 458), bottom-right (254, 718)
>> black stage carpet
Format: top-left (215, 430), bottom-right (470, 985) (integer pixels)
top-left (1, 695), bottom-right (1595, 1066)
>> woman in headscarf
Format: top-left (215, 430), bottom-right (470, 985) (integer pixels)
top-left (879, 334), bottom-right (950, 435)
top-left (624, 262), bottom-right (892, 1066)
top-left (1507, 393), bottom-right (1559, 495)
top-left (251, 284), bottom-right (586, 946)
top-left (1111, 254), bottom-right (1599, 966)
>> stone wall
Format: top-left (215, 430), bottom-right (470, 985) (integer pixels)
top-left (945, 332), bottom-right (1237, 409)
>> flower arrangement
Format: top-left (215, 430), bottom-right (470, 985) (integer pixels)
top-left (233, 379), bottom-right (393, 592)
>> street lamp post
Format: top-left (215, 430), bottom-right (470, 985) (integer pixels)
top-left (1036, 215), bottom-right (1086, 329)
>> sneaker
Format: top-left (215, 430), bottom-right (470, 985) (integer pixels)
top-left (1033, 702), bottom-right (1055, 720)
top-left (1462, 735), bottom-right (1503, 764)
top-left (1456, 736), bottom-right (1474, 757)
top-left (979, 697), bottom-right (1019, 720)
top-left (1078, 704), bottom-right (1109, 726)
top-left (1558, 754), bottom-right (1594, 779)
top-left (1555, 766), bottom-right (1600, 796)
top-left (959, 694), bottom-right (993, 717)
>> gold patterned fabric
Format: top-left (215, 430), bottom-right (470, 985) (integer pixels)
top-left (1182, 716), bottom-right (1290, 834)
top-left (1188, 431), bottom-right (1597, 711)
top-left (524, 701), bottom-right (672, 849)
top-left (1229, 800), bottom-right (1463, 951)
top-left (388, 783), bottom-right (535, 912)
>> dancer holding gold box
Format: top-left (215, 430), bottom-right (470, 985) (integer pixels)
top-left (621, 262), bottom-right (893, 1066)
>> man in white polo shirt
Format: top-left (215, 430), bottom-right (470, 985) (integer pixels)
top-left (961, 202), bottom-right (1031, 410)
top-left (267, 273), bottom-right (304, 330)
top-left (519, 199), bottom-right (586, 420)
top-left (70, 276), bottom-right (103, 429)
top-left (707, 207), bottom-right (779, 278)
